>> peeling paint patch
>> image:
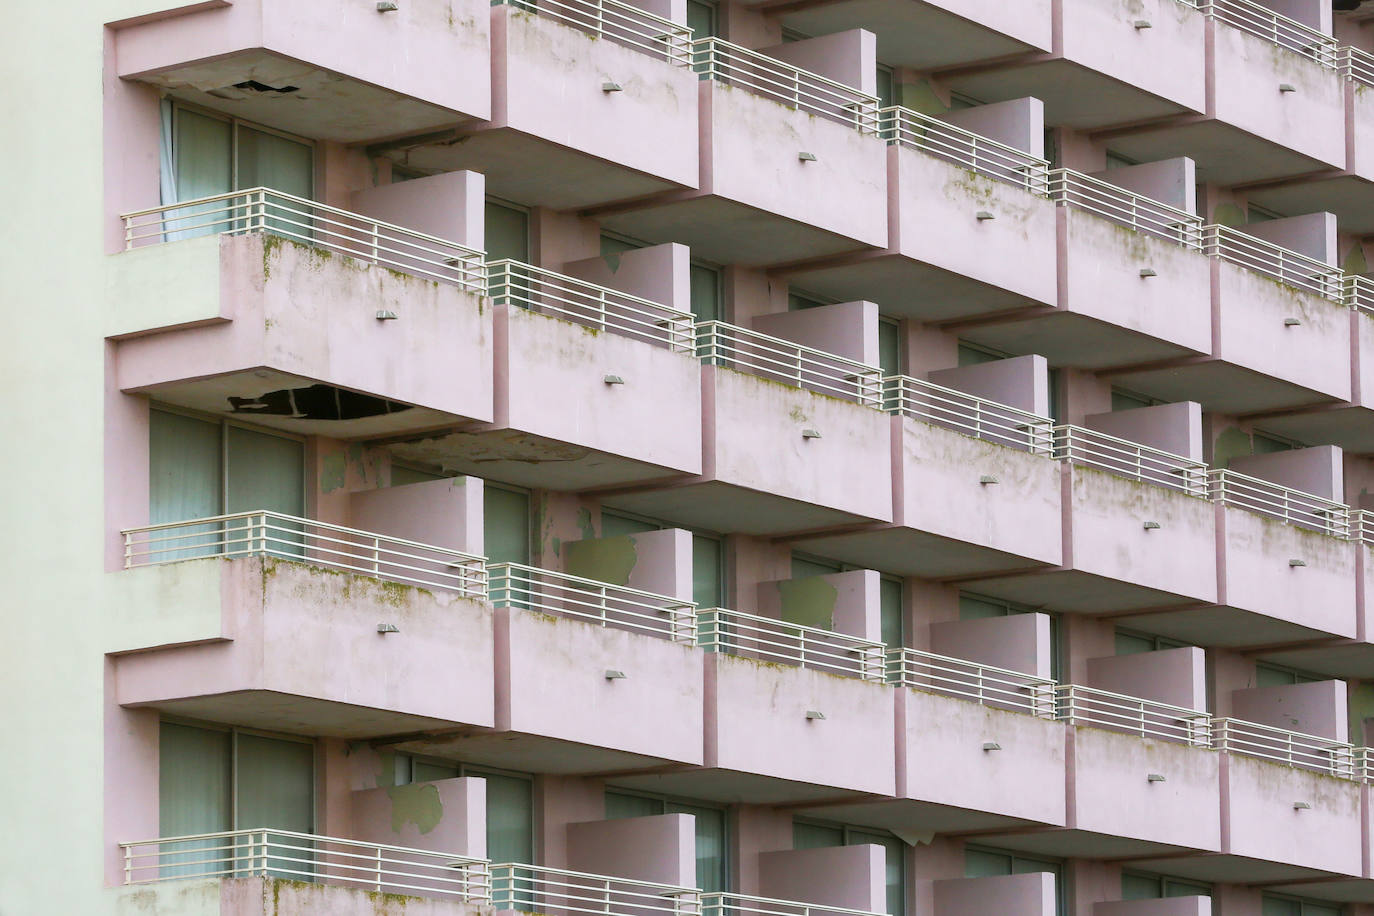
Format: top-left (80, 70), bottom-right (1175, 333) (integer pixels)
top-left (320, 453), bottom-right (347, 492)
top-left (777, 576), bottom-right (838, 630)
top-left (565, 534), bottom-right (638, 586)
top-left (385, 782), bottom-right (444, 835)
top-left (1214, 426), bottom-right (1253, 467)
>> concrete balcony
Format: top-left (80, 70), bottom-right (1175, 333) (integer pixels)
top-left (785, 105), bottom-right (1057, 322)
top-left (797, 371), bottom-right (1062, 579)
top-left (113, 874), bottom-right (489, 916)
top-left (389, 258), bottom-right (702, 491)
top-left (109, 515), bottom-right (494, 737)
top-left (111, 186), bottom-right (493, 439)
top-left (403, 563), bottom-right (704, 773)
top-left (110, 0), bottom-right (491, 141)
top-left (599, 38), bottom-right (888, 266)
top-left (946, 0), bottom-right (1206, 130)
top-left (604, 324), bottom-right (892, 534)
top-left (384, 0), bottom-right (698, 210)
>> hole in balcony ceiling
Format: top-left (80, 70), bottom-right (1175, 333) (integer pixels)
top-left (232, 79), bottom-right (301, 94)
top-left (228, 384), bottom-right (413, 421)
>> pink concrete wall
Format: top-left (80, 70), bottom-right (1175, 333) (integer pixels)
top-left (891, 145), bottom-right (1057, 307)
top-left (351, 171), bottom-right (485, 250)
top-left (564, 244), bottom-right (691, 315)
top-left (1060, 0), bottom-right (1207, 112)
top-left (1228, 444), bottom-right (1343, 501)
top-left (1262, 0), bottom-right (1331, 33)
top-left (757, 569), bottom-right (880, 640)
top-left (1086, 647), bottom-right (1207, 711)
top-left (752, 301), bottom-right (878, 367)
top-left (707, 367), bottom-right (893, 523)
top-left (932, 872), bottom-right (1056, 916)
top-left (349, 476), bottom-right (484, 557)
top-left (567, 814), bottom-right (695, 887)
top-left (929, 613), bottom-right (1051, 679)
top-left (1354, 91), bottom-right (1374, 180)
top-left (499, 305), bottom-right (703, 476)
top-left (1090, 158), bottom-right (1197, 214)
top-left (351, 776), bottom-right (486, 857)
top-left (114, 234), bottom-right (495, 427)
top-left (114, 558), bottom-right (497, 729)
top-left (1060, 209), bottom-right (1212, 355)
top-left (494, 5), bottom-right (698, 188)
top-left (113, 0), bottom-right (491, 124)
top-left (1242, 213), bottom-right (1338, 266)
top-left (1210, 23), bottom-right (1345, 168)
top-left (897, 416), bottom-right (1063, 568)
top-left (928, 355), bottom-right (1049, 416)
top-left (758, 30), bottom-right (876, 95)
top-left (564, 528), bottom-right (694, 602)
top-left (707, 653), bottom-right (895, 794)
top-left (496, 608), bottom-right (704, 764)
top-left (899, 688), bottom-right (1066, 825)
top-left (706, 84), bottom-right (887, 249)
top-left (1224, 754), bottom-right (1362, 874)
top-left (1083, 402), bottom-right (1203, 461)
top-left (1068, 467), bottom-right (1219, 603)
top-left (1218, 506), bottom-right (1357, 638)
top-left (1071, 727), bottom-right (1221, 850)
top-left (939, 97), bottom-right (1044, 158)
top-left (1093, 898), bottom-right (1210, 915)
top-left (1231, 679), bottom-right (1348, 741)
top-left (758, 845), bottom-right (884, 913)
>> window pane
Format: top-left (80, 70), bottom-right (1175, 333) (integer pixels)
top-left (1262, 898), bottom-right (1302, 916)
top-left (668, 803), bottom-right (727, 894)
top-left (1163, 879), bottom-right (1211, 898)
top-left (601, 235), bottom-right (639, 256)
top-left (606, 792), bottom-right (663, 819)
top-left (485, 487), bottom-right (531, 565)
top-left (1115, 632), bottom-right (1156, 656)
top-left (150, 410), bottom-right (222, 526)
top-left (236, 734), bottom-right (315, 834)
top-left (237, 126), bottom-right (313, 199)
top-left (880, 578), bottom-right (903, 648)
top-left (226, 427), bottom-right (304, 518)
top-left (160, 722), bottom-right (232, 838)
top-left (175, 109), bottom-right (232, 203)
top-left (879, 320), bottom-right (901, 378)
top-left (1253, 434), bottom-right (1294, 455)
top-left (485, 774), bottom-right (534, 864)
top-left (964, 849), bottom-right (1012, 878)
top-left (686, 0), bottom-right (716, 37)
top-left (957, 344), bottom-right (1000, 367)
top-left (851, 830), bottom-right (904, 916)
top-left (1111, 390), bottom-right (1152, 412)
top-left (1121, 873), bottom-right (1161, 900)
top-left (486, 203), bottom-right (530, 263)
top-left (792, 555), bottom-right (842, 579)
top-left (690, 263), bottom-right (721, 322)
top-left (875, 66), bottom-right (894, 110)
top-left (413, 760), bottom-right (461, 783)
top-left (793, 822), bottom-right (844, 849)
top-left (693, 534), bottom-right (723, 610)
top-left (392, 465), bottom-right (446, 486)
top-left (1257, 665), bottom-right (1298, 688)
top-left (602, 513), bottom-right (658, 539)
top-left (959, 595), bottom-right (1007, 620)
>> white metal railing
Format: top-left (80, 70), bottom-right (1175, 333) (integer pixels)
top-left (703, 894), bottom-right (883, 916)
top-left (880, 106), bottom-right (1049, 194)
top-left (488, 259), bottom-right (695, 352)
top-left (1341, 45), bottom-right (1374, 88)
top-left (492, 863), bottom-right (701, 916)
top-left (122, 511), bottom-right (488, 597)
top-left (1357, 746), bottom-right (1374, 783)
top-left (1203, 224), bottom-right (1343, 301)
top-left (121, 188), bottom-right (486, 295)
top-left (1201, 0), bottom-right (1339, 67)
top-left (1351, 510), bottom-right (1374, 545)
top-left (1213, 717), bottom-right (1355, 777)
top-left (489, 562), bottom-right (696, 643)
top-left (500, 0), bottom-right (692, 64)
top-left (1209, 468), bottom-right (1350, 536)
top-left (697, 321), bottom-right (883, 407)
top-left (1056, 685), bottom-right (1212, 746)
top-left (1346, 274), bottom-right (1374, 315)
top-left (120, 829), bottom-right (491, 900)
top-left (1054, 425), bottom-right (1210, 496)
top-left (691, 37), bottom-right (880, 133)
top-left (885, 375), bottom-right (1054, 454)
top-left (1050, 169), bottom-right (1203, 250)
top-left (698, 608), bottom-right (886, 682)
top-left (887, 647), bottom-right (1057, 718)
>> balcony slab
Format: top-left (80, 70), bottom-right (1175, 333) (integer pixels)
top-left (112, 876), bottom-right (489, 916)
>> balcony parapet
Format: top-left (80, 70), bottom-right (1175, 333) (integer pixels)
top-left (120, 188), bottom-right (487, 295)
top-left (1053, 425), bottom-right (1209, 496)
top-left (493, 0), bottom-right (693, 65)
top-left (1203, 223), bottom-right (1343, 301)
top-left (489, 562), bottom-right (696, 643)
top-left (120, 829), bottom-right (492, 901)
top-left (703, 893), bottom-right (883, 916)
top-left (885, 374), bottom-right (1054, 454)
top-left (1346, 274), bottom-right (1374, 315)
top-left (698, 607), bottom-right (886, 682)
top-left (1050, 168), bottom-right (1203, 250)
top-left (494, 863), bottom-right (701, 916)
top-left (1209, 468), bottom-right (1351, 536)
top-left (691, 37), bottom-right (880, 134)
top-left (1200, 0), bottom-right (1339, 68)
top-left (489, 259), bottom-right (695, 352)
top-left (697, 321), bottom-right (883, 407)
top-left (880, 106), bottom-right (1049, 194)
top-left (1341, 45), bottom-right (1374, 88)
top-left (1212, 717), bottom-right (1356, 777)
top-left (1055, 684), bottom-right (1212, 746)
top-left (121, 511), bottom-right (488, 598)
top-left (886, 647), bottom-right (1057, 718)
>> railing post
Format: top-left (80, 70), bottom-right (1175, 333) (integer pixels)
top-left (124, 531), bottom-right (134, 569)
top-left (370, 222), bottom-right (380, 265)
top-left (124, 845), bottom-right (133, 884)
top-left (376, 845), bottom-right (383, 893)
